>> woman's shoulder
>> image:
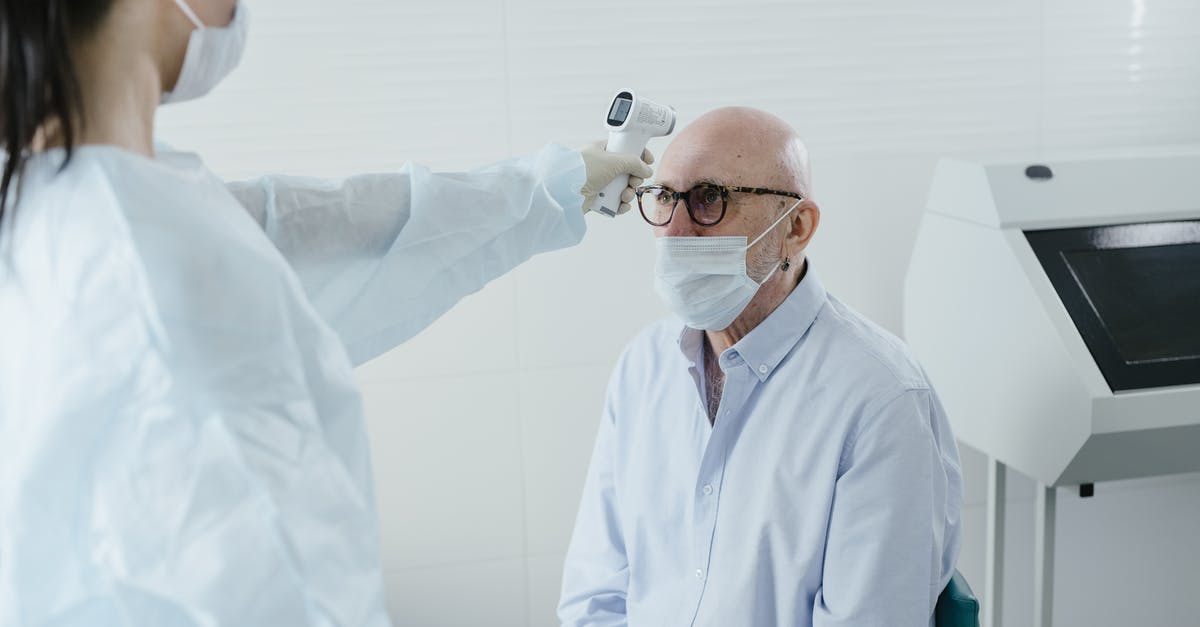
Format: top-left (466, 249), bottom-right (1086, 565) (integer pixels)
top-left (7, 147), bottom-right (290, 337)
top-left (6, 149), bottom-right (140, 292)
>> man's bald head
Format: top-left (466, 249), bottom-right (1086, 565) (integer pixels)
top-left (657, 106), bottom-right (812, 200)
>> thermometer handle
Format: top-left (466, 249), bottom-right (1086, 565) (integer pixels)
top-left (588, 132), bottom-right (647, 217)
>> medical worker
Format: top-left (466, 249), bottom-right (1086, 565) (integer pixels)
top-left (0, 0), bottom-right (651, 624)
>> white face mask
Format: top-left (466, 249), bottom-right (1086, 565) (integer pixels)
top-left (162, 0), bottom-right (249, 105)
top-left (654, 200), bottom-right (800, 331)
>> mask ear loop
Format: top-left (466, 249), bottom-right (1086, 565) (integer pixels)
top-left (172, 0), bottom-right (205, 29)
top-left (746, 198), bottom-right (803, 250)
top-left (746, 198), bottom-right (803, 281)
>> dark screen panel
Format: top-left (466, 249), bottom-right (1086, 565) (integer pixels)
top-left (1064, 244), bottom-right (1200, 364)
top-left (1026, 220), bottom-right (1200, 391)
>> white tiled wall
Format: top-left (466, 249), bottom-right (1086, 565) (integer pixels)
top-left (158, 1), bottom-right (1200, 625)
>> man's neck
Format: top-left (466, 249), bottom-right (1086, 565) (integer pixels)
top-left (704, 258), bottom-right (806, 356)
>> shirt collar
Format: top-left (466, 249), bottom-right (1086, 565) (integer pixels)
top-left (676, 262), bottom-right (828, 382)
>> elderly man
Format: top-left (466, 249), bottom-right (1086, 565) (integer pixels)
top-left (558, 107), bottom-right (963, 627)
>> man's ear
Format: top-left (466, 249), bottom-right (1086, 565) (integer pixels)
top-left (788, 199), bottom-right (820, 250)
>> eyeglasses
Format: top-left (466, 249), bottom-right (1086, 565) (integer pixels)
top-left (635, 183), bottom-right (804, 227)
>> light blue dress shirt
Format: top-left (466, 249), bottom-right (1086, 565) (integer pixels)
top-left (559, 268), bottom-right (963, 627)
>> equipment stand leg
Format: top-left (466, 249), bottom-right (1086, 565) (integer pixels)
top-left (984, 458), bottom-right (1007, 627)
top-left (1033, 483), bottom-right (1057, 627)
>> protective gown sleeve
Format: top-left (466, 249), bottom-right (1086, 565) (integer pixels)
top-left (226, 144), bottom-right (588, 365)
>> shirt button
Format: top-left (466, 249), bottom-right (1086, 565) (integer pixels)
top-left (758, 364), bottom-right (769, 374)
top-left (701, 484), bottom-right (714, 496)
top-left (695, 569), bottom-right (705, 580)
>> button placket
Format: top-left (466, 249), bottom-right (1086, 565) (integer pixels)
top-left (691, 420), bottom-right (734, 615)
top-left (689, 365), bottom-right (760, 617)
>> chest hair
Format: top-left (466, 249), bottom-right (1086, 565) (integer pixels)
top-left (703, 341), bottom-right (725, 424)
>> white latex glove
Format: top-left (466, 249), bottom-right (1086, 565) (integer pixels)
top-left (579, 141), bottom-right (655, 215)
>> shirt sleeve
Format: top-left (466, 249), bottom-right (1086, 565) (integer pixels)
top-left (812, 387), bottom-right (960, 627)
top-left (225, 144), bottom-right (588, 365)
top-left (558, 372), bottom-right (630, 627)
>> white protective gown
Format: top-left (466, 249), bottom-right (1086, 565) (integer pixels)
top-left (0, 143), bottom-right (588, 626)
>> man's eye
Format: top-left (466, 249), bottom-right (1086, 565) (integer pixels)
top-left (701, 189), bottom-right (721, 205)
top-left (655, 193), bottom-right (674, 206)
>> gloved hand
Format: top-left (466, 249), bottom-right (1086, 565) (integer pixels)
top-left (579, 141), bottom-right (655, 215)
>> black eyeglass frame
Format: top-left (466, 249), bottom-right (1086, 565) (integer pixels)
top-left (634, 183), bottom-right (805, 227)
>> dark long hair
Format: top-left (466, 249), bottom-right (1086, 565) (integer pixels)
top-left (0, 0), bottom-right (114, 222)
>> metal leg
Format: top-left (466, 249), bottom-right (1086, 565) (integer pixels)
top-left (984, 458), bottom-right (1006, 627)
top-left (1033, 483), bottom-right (1057, 627)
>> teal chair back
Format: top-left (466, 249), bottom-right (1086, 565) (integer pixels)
top-left (935, 570), bottom-right (980, 627)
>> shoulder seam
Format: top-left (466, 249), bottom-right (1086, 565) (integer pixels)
top-left (840, 386), bottom-right (933, 467)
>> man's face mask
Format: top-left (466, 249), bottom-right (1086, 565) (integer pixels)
top-left (654, 200), bottom-right (800, 330)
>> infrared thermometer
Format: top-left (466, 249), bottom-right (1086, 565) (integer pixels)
top-left (585, 90), bottom-right (677, 217)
